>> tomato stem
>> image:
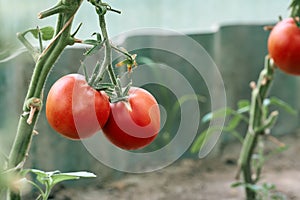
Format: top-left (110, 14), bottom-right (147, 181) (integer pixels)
top-left (92, 1), bottom-right (124, 99)
top-left (6, 1), bottom-right (83, 199)
top-left (236, 56), bottom-right (276, 199)
top-left (16, 32), bottom-right (40, 62)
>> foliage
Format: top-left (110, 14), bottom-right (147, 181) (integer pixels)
top-left (22, 169), bottom-right (96, 200)
top-left (191, 56), bottom-right (297, 199)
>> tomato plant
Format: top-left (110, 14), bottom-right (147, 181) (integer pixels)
top-left (4, 0), bottom-right (159, 199)
top-left (268, 17), bottom-right (300, 75)
top-left (46, 74), bottom-right (110, 140)
top-left (102, 87), bottom-right (160, 150)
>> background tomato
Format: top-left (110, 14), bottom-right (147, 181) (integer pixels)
top-left (102, 87), bottom-right (160, 150)
top-left (268, 18), bottom-right (300, 75)
top-left (46, 74), bottom-right (110, 140)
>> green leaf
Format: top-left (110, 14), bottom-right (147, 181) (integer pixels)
top-left (246, 183), bottom-right (262, 192)
top-left (27, 169), bottom-right (96, 188)
top-left (51, 171), bottom-right (96, 186)
top-left (93, 32), bottom-right (102, 41)
top-left (27, 29), bottom-right (39, 39)
top-left (27, 169), bottom-right (49, 185)
top-left (201, 108), bottom-right (228, 123)
top-left (84, 39), bottom-right (105, 56)
top-left (231, 181), bottom-right (244, 188)
top-left (27, 27), bottom-right (54, 41)
top-left (83, 39), bottom-right (98, 45)
top-left (237, 99), bottom-right (250, 109)
top-left (40, 26), bottom-right (55, 40)
top-left (202, 107), bottom-right (248, 124)
top-left (224, 114), bottom-right (242, 132)
top-left (190, 127), bottom-right (222, 153)
top-left (84, 33), bottom-right (104, 56)
top-left (237, 99), bottom-right (250, 114)
top-left (190, 130), bottom-right (208, 154)
top-left (264, 97), bottom-right (297, 115)
top-left (262, 182), bottom-right (276, 190)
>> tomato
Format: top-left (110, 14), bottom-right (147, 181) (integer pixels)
top-left (268, 18), bottom-right (300, 75)
top-left (102, 87), bottom-right (160, 150)
top-left (46, 74), bottom-right (110, 140)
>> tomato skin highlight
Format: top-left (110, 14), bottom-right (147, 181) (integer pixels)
top-left (268, 18), bottom-right (300, 75)
top-left (102, 87), bottom-right (160, 150)
top-left (46, 74), bottom-right (110, 140)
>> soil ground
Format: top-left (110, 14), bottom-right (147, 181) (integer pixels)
top-left (49, 132), bottom-right (300, 200)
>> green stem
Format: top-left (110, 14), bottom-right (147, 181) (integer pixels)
top-left (95, 14), bottom-right (115, 84)
top-left (38, 3), bottom-right (69, 19)
top-left (95, 12), bottom-right (123, 98)
top-left (42, 183), bottom-right (52, 200)
top-left (237, 56), bottom-right (275, 200)
top-left (7, 1), bottom-right (83, 199)
top-left (111, 45), bottom-right (132, 58)
top-left (37, 27), bottom-right (44, 53)
top-left (16, 32), bottom-right (40, 62)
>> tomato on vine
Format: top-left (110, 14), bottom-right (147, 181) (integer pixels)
top-left (268, 17), bottom-right (300, 75)
top-left (46, 74), bottom-right (110, 140)
top-left (102, 87), bottom-right (160, 150)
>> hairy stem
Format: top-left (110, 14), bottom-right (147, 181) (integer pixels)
top-left (237, 56), bottom-right (275, 199)
top-left (7, 1), bottom-right (83, 199)
top-left (95, 9), bottom-right (122, 98)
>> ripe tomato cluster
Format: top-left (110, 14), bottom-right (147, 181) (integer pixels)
top-left (46, 74), bottom-right (160, 150)
top-left (268, 18), bottom-right (300, 75)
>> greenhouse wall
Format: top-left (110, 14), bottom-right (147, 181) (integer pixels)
top-left (0, 23), bottom-right (299, 179)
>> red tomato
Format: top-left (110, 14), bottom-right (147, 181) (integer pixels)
top-left (102, 87), bottom-right (160, 150)
top-left (46, 74), bottom-right (110, 140)
top-left (268, 18), bottom-right (300, 75)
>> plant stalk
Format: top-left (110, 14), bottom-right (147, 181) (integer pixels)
top-left (95, 9), bottom-right (123, 98)
top-left (7, 1), bottom-right (83, 199)
top-left (237, 56), bottom-right (275, 199)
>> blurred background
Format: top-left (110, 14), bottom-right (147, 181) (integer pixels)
top-left (0, 0), bottom-right (299, 198)
top-left (0, 0), bottom-right (290, 50)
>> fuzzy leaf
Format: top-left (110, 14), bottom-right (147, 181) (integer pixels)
top-left (40, 26), bottom-right (55, 40)
top-left (28, 26), bottom-right (54, 41)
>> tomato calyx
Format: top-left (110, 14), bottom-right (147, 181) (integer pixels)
top-left (81, 63), bottom-right (131, 103)
top-left (108, 79), bottom-right (131, 103)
